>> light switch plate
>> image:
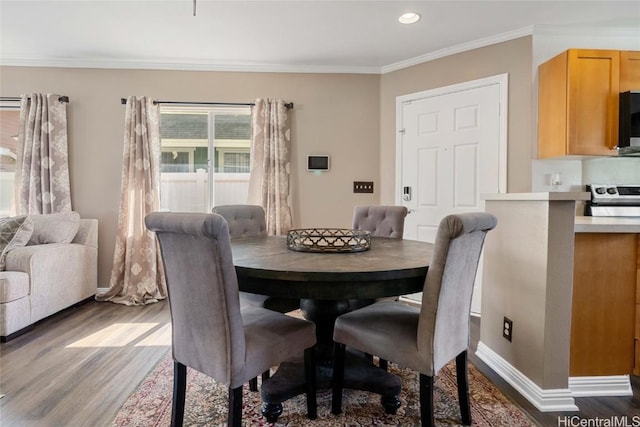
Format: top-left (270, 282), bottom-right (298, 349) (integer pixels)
top-left (353, 181), bottom-right (374, 193)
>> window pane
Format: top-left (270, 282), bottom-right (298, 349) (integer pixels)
top-left (213, 114), bottom-right (251, 173)
top-left (215, 114), bottom-right (251, 140)
top-left (161, 113), bottom-right (208, 142)
top-left (159, 107), bottom-right (251, 213)
top-left (0, 108), bottom-right (20, 216)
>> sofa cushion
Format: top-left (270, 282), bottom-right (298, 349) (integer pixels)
top-left (0, 271), bottom-right (29, 303)
top-left (28, 211), bottom-right (80, 245)
top-left (0, 215), bottom-right (34, 271)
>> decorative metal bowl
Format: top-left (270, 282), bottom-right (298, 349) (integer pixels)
top-left (286, 228), bottom-right (371, 253)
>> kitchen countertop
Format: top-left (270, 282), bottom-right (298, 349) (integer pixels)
top-left (574, 216), bottom-right (640, 233)
top-left (481, 192), bottom-right (640, 232)
top-left (482, 192), bottom-right (590, 201)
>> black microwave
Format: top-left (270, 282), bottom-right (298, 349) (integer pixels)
top-left (619, 91), bottom-right (640, 154)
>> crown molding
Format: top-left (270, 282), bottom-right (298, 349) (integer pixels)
top-left (2, 25), bottom-right (637, 75)
top-left (381, 26), bottom-right (534, 74)
top-left (0, 26), bottom-right (535, 75)
top-left (0, 57), bottom-right (381, 75)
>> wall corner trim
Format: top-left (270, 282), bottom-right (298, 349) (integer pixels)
top-left (475, 341), bottom-right (579, 412)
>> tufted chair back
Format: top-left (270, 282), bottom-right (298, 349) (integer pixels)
top-left (352, 205), bottom-right (408, 239)
top-left (212, 205), bottom-right (267, 238)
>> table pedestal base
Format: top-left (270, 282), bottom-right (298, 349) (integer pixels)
top-left (260, 349), bottom-right (401, 422)
top-left (260, 299), bottom-right (401, 422)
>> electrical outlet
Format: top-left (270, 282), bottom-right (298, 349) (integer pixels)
top-left (503, 317), bottom-right (513, 342)
top-left (353, 181), bottom-right (374, 193)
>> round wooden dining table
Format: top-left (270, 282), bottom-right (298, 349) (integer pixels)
top-left (231, 234), bottom-right (433, 421)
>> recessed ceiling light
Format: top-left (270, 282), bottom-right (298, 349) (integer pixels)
top-left (399, 12), bottom-right (421, 25)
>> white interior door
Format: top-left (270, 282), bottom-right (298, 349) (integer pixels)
top-left (396, 75), bottom-right (507, 314)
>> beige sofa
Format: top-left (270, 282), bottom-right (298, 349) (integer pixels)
top-left (0, 214), bottom-right (98, 341)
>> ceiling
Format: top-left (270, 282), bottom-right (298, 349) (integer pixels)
top-left (1, 1), bottom-right (639, 74)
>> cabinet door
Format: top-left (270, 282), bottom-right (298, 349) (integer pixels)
top-left (538, 50), bottom-right (569, 159)
top-left (567, 49), bottom-right (619, 155)
top-left (620, 50), bottom-right (640, 92)
top-left (571, 233), bottom-right (637, 376)
top-left (636, 235), bottom-right (640, 376)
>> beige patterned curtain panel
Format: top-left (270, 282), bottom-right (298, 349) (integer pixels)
top-left (96, 96), bottom-right (166, 306)
top-left (247, 99), bottom-right (293, 235)
top-left (16, 93), bottom-right (72, 214)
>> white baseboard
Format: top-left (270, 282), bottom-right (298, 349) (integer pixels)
top-left (475, 341), bottom-right (579, 412)
top-left (569, 375), bottom-right (632, 397)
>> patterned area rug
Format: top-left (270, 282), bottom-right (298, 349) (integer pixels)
top-left (112, 351), bottom-right (535, 426)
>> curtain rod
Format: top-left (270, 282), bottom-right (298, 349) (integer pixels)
top-left (120, 98), bottom-right (294, 109)
top-left (0, 96), bottom-right (69, 103)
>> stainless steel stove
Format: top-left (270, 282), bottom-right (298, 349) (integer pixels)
top-left (585, 184), bottom-right (640, 217)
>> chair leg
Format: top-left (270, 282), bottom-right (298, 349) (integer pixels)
top-left (456, 351), bottom-right (472, 425)
top-left (228, 386), bottom-right (243, 427)
top-left (171, 361), bottom-right (187, 427)
top-left (379, 358), bottom-right (388, 371)
top-left (249, 370), bottom-right (270, 392)
top-left (331, 342), bottom-right (346, 415)
top-left (304, 346), bottom-right (317, 419)
top-left (419, 374), bottom-right (435, 427)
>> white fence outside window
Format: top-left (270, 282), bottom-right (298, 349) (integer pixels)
top-left (0, 172), bottom-right (15, 216)
top-left (2, 172), bottom-right (248, 216)
top-left (160, 171), bottom-right (249, 213)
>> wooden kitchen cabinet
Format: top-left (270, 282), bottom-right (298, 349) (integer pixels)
top-left (570, 233), bottom-right (638, 376)
top-left (538, 49), bottom-right (621, 158)
top-left (620, 50), bottom-right (640, 92)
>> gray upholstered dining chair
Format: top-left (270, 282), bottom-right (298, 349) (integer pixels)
top-left (349, 205), bottom-right (409, 313)
top-left (212, 204), bottom-right (300, 391)
top-left (212, 204), bottom-right (300, 314)
top-left (145, 212), bottom-right (317, 427)
top-left (212, 204), bottom-right (268, 238)
top-left (352, 205), bottom-right (408, 238)
top-left (331, 212), bottom-right (497, 427)
top-left (350, 204), bottom-right (410, 369)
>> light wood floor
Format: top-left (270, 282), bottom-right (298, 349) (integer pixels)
top-left (0, 300), bottom-right (171, 427)
top-left (1, 300), bottom-right (639, 426)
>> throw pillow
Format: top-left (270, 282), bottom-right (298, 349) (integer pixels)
top-left (0, 215), bottom-right (34, 271)
top-left (27, 211), bottom-right (80, 245)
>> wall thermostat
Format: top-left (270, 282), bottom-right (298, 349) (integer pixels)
top-left (307, 155), bottom-right (330, 171)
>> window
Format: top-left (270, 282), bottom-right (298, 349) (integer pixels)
top-left (219, 150), bottom-right (250, 173)
top-left (0, 101), bottom-right (21, 216)
top-left (159, 106), bottom-right (252, 212)
top-left (161, 149), bottom-right (194, 173)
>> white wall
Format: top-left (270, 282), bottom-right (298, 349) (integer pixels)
top-left (532, 158), bottom-right (640, 191)
top-left (531, 157), bottom-right (640, 215)
top-left (531, 159), bottom-right (583, 193)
